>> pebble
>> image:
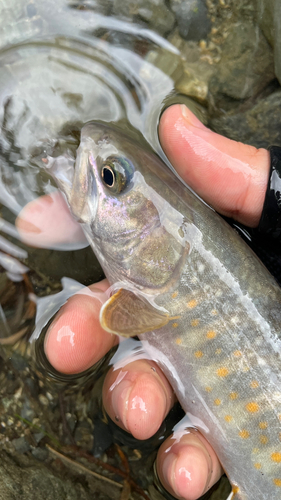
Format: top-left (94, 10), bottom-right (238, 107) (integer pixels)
top-left (169, 0), bottom-right (211, 40)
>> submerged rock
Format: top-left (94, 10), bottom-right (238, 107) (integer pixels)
top-left (209, 21), bottom-right (275, 103)
top-left (112, 0), bottom-right (175, 36)
top-left (210, 90), bottom-right (281, 149)
top-left (169, 0), bottom-right (211, 41)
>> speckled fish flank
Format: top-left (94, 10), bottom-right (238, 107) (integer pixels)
top-left (53, 121), bottom-right (281, 500)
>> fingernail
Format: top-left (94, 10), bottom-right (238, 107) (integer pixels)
top-left (110, 378), bottom-right (133, 430)
top-left (180, 104), bottom-right (206, 130)
top-left (160, 442), bottom-right (213, 500)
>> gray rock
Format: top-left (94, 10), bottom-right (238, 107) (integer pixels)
top-left (112, 0), bottom-right (175, 36)
top-left (0, 450), bottom-right (91, 500)
top-left (169, 0), bottom-right (211, 41)
top-left (11, 436), bottom-right (30, 454)
top-left (31, 446), bottom-right (49, 461)
top-left (257, 0), bottom-right (274, 46)
top-left (209, 21), bottom-right (275, 104)
top-left (210, 90), bottom-right (281, 149)
top-left (273, 1), bottom-right (281, 86)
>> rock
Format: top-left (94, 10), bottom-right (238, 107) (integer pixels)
top-left (257, 0), bottom-right (275, 46)
top-left (0, 450), bottom-right (91, 500)
top-left (169, 0), bottom-right (211, 41)
top-left (11, 436), bottom-right (30, 454)
top-left (209, 21), bottom-right (275, 105)
top-left (273, 1), bottom-right (281, 86)
top-left (258, 0), bottom-right (281, 87)
top-left (31, 446), bottom-right (49, 461)
top-left (210, 90), bottom-right (281, 149)
top-left (112, 0), bottom-right (175, 36)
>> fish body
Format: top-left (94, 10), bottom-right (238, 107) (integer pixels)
top-left (53, 121), bottom-right (281, 499)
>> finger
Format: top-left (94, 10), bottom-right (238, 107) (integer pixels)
top-left (16, 191), bottom-right (87, 249)
top-left (102, 359), bottom-right (176, 440)
top-left (159, 104), bottom-right (270, 227)
top-left (156, 428), bottom-right (223, 500)
top-left (44, 279), bottom-right (118, 374)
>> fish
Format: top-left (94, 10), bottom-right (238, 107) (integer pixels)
top-left (51, 120), bottom-right (281, 500)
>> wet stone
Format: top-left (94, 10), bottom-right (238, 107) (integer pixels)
top-left (0, 450), bottom-right (91, 500)
top-left (272, 0), bottom-right (281, 86)
top-left (112, 0), bottom-right (175, 36)
top-left (21, 398), bottom-right (36, 422)
top-left (209, 21), bottom-right (275, 105)
top-left (31, 446), bottom-right (49, 461)
top-left (210, 90), bottom-right (281, 149)
top-left (68, 0), bottom-right (113, 16)
top-left (11, 436), bottom-right (30, 454)
top-left (169, 0), bottom-right (211, 41)
top-left (257, 0), bottom-right (275, 47)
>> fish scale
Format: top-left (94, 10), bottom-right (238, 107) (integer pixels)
top-left (52, 121), bottom-right (281, 499)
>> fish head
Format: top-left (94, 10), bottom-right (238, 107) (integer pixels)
top-left (66, 121), bottom-right (182, 287)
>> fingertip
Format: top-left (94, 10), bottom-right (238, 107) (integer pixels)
top-left (44, 283), bottom-right (117, 374)
top-left (103, 360), bottom-right (175, 440)
top-left (157, 430), bottom-right (223, 500)
top-left (16, 191), bottom-right (86, 248)
top-left (159, 104), bottom-right (269, 227)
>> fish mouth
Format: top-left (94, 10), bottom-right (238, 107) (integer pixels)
top-left (69, 141), bottom-right (98, 224)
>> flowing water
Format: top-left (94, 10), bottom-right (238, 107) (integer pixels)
top-left (0, 0), bottom-right (181, 349)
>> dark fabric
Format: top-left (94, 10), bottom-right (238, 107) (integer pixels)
top-left (256, 145), bottom-right (281, 239)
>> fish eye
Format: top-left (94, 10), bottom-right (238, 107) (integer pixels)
top-left (101, 165), bottom-right (115, 188)
top-left (100, 155), bottom-right (134, 194)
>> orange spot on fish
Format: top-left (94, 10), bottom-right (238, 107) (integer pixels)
top-left (273, 478), bottom-right (281, 487)
top-left (239, 430), bottom-right (250, 439)
top-left (252, 448), bottom-right (259, 454)
top-left (233, 350), bottom-right (242, 357)
top-left (206, 330), bottom-right (216, 339)
top-left (232, 485), bottom-right (239, 496)
top-left (172, 322), bottom-right (178, 328)
top-left (225, 415), bottom-right (233, 423)
top-left (191, 319), bottom-right (199, 327)
top-left (187, 299), bottom-right (197, 309)
top-left (211, 309), bottom-right (218, 316)
top-left (250, 380), bottom-right (259, 388)
top-left (214, 398), bottom-right (221, 406)
top-left (260, 435), bottom-right (268, 445)
top-left (205, 386), bottom-right (212, 392)
top-left (215, 348), bottom-right (222, 355)
top-left (230, 392), bottom-right (238, 400)
top-left (172, 291), bottom-right (178, 299)
top-left (271, 452), bottom-right (281, 463)
top-left (259, 422), bottom-right (268, 430)
top-left (194, 350), bottom-right (203, 358)
top-left (254, 463), bottom-right (261, 469)
top-left (246, 402), bottom-right (259, 413)
top-left (217, 367), bottom-right (229, 377)
top-left (175, 337), bottom-right (182, 345)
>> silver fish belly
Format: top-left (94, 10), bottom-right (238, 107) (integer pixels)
top-left (52, 121), bottom-right (281, 500)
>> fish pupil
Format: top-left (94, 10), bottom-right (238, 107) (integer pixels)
top-left (102, 165), bottom-right (115, 187)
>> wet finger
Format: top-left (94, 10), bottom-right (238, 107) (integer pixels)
top-left (44, 279), bottom-right (118, 374)
top-left (16, 191), bottom-right (87, 249)
top-left (159, 104), bottom-right (270, 227)
top-left (102, 358), bottom-right (176, 440)
top-left (156, 427), bottom-right (223, 500)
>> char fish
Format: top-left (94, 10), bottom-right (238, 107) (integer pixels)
top-left (52, 121), bottom-right (281, 500)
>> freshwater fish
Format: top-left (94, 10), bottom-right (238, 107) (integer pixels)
top-left (52, 121), bottom-right (281, 500)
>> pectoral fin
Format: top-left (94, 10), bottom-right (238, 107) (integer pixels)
top-left (100, 288), bottom-right (174, 337)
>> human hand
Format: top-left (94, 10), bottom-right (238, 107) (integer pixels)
top-left (16, 104), bottom-right (270, 500)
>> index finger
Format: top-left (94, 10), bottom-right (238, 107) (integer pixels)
top-left (159, 104), bottom-right (270, 228)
